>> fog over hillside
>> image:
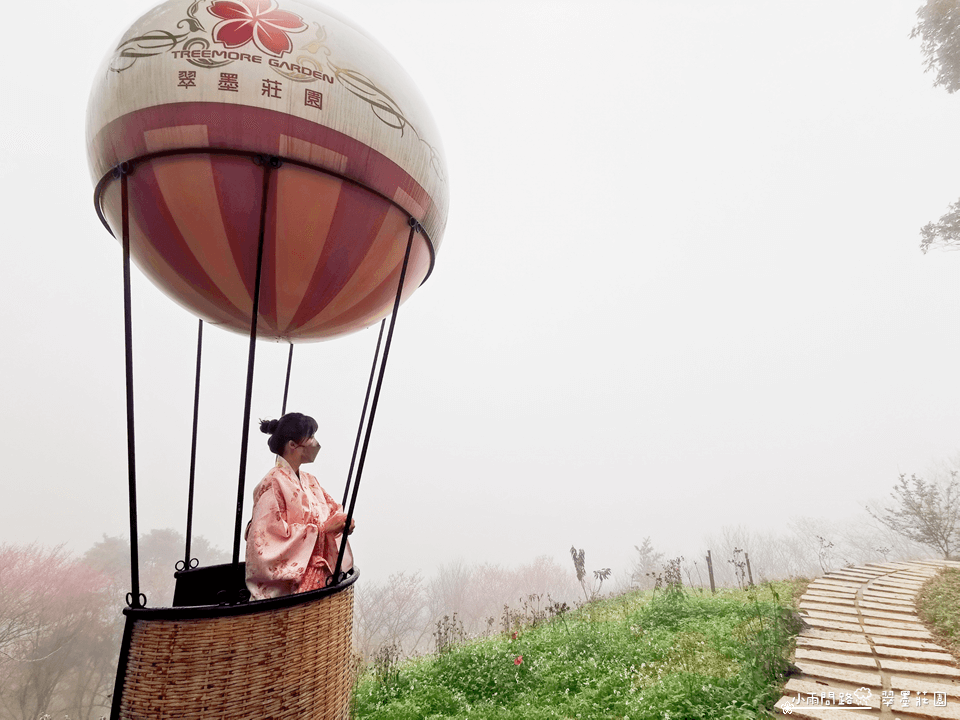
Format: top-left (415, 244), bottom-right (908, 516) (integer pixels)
top-left (1, 0), bottom-right (958, 595)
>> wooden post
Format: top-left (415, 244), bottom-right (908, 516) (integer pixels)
top-left (745, 552), bottom-right (754, 586)
top-left (706, 551), bottom-right (716, 593)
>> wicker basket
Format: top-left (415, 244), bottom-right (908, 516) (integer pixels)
top-left (113, 573), bottom-right (357, 720)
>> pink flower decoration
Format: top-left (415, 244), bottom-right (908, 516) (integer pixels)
top-left (514, 655), bottom-right (523, 666)
top-left (208, 0), bottom-right (307, 58)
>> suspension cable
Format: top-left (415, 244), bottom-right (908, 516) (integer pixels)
top-left (281, 343), bottom-right (294, 416)
top-left (342, 319), bottom-right (385, 507)
top-left (120, 164), bottom-right (145, 609)
top-left (331, 220), bottom-right (418, 583)
top-left (179, 318), bottom-right (203, 572)
top-left (231, 155), bottom-right (279, 570)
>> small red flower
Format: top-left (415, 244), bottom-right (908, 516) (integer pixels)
top-left (514, 655), bottom-right (523, 666)
top-left (511, 632), bottom-right (518, 640)
top-left (208, 0), bottom-right (307, 58)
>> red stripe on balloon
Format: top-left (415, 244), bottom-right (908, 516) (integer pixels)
top-left (268, 167), bottom-right (343, 336)
top-left (318, 236), bottom-right (431, 339)
top-left (258, 169), bottom-right (280, 334)
top-left (208, 154), bottom-right (274, 327)
top-left (99, 177), bottom-right (246, 330)
top-left (292, 205), bottom-right (408, 337)
top-left (128, 161), bottom-right (250, 327)
top-left (286, 184), bottom-right (390, 331)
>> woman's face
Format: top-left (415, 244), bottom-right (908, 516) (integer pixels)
top-left (295, 435), bottom-right (321, 464)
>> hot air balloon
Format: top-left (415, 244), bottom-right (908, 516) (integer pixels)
top-left (87, 0), bottom-right (447, 716)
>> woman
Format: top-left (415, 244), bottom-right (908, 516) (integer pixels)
top-left (245, 412), bottom-right (354, 600)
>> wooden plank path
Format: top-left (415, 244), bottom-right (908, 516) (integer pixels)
top-left (775, 560), bottom-right (960, 718)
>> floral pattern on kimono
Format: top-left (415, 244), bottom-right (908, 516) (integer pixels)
top-left (245, 456), bottom-right (353, 600)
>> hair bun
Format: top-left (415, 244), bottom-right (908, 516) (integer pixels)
top-left (259, 418), bottom-right (280, 435)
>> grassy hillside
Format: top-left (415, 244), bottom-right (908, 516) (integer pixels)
top-left (918, 567), bottom-right (960, 659)
top-left (351, 579), bottom-right (808, 719)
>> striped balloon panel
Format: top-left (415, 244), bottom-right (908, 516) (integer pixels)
top-left (89, 102), bottom-right (445, 252)
top-left (98, 154), bottom-right (431, 341)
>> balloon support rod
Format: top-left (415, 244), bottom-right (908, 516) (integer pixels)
top-left (231, 156), bottom-right (278, 575)
top-left (331, 219), bottom-right (418, 584)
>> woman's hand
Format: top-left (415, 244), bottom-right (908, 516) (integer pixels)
top-left (325, 512), bottom-right (355, 535)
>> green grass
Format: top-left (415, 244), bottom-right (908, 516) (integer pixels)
top-left (918, 567), bottom-right (960, 658)
top-left (351, 580), bottom-right (808, 720)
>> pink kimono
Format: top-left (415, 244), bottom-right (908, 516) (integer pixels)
top-left (245, 457), bottom-right (353, 600)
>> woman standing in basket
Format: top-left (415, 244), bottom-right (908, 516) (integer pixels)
top-left (245, 412), bottom-right (354, 600)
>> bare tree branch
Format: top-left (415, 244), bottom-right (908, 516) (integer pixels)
top-left (866, 472), bottom-right (960, 559)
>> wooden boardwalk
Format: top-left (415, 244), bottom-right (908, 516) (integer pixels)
top-left (775, 560), bottom-right (960, 718)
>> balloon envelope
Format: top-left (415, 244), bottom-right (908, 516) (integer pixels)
top-left (87, 0), bottom-right (448, 341)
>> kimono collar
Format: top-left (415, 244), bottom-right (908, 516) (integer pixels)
top-left (275, 454), bottom-right (314, 486)
top-left (275, 455), bottom-right (297, 478)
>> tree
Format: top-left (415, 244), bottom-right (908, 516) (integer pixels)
top-left (0, 544), bottom-right (117, 720)
top-left (569, 546), bottom-right (610, 602)
top-left (919, 200), bottom-right (960, 254)
top-left (868, 472), bottom-right (960, 559)
top-left (353, 571), bottom-right (428, 658)
top-left (912, 0), bottom-right (960, 94)
top-left (84, 528), bottom-right (229, 607)
top-left (912, 2), bottom-right (960, 252)
top-left (629, 537), bottom-right (664, 590)
top-left (0, 532), bottom-right (229, 720)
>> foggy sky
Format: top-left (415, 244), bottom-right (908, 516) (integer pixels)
top-left (2, 0), bottom-right (959, 588)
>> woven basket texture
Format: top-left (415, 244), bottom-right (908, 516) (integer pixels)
top-left (117, 587), bottom-right (354, 720)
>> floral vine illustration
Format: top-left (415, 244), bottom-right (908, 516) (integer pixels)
top-left (110, 0), bottom-right (307, 71)
top-left (110, 0), bottom-right (206, 72)
top-left (297, 23), bottom-right (445, 181)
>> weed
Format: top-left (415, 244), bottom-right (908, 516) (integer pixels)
top-left (736, 583), bottom-right (805, 683)
top-left (433, 613), bottom-right (465, 655)
top-left (500, 603), bottom-right (524, 636)
top-left (691, 559), bottom-right (706, 592)
top-left (501, 593), bottom-right (571, 637)
top-left (648, 556), bottom-right (685, 606)
top-left (728, 547), bottom-right (749, 589)
top-left (371, 640), bottom-right (403, 693)
top-left (570, 546), bottom-right (586, 593)
top-left (520, 593), bottom-right (548, 627)
top-left (815, 535), bottom-right (834, 573)
top-left (569, 545), bottom-right (611, 601)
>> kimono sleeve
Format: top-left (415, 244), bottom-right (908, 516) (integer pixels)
top-left (296, 483), bottom-right (352, 593)
top-left (311, 488), bottom-right (352, 575)
top-left (245, 479), bottom-right (319, 599)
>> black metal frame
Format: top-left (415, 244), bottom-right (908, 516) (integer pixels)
top-left (99, 149), bottom-right (433, 609)
top-left (103, 148), bottom-right (427, 717)
top-left (178, 318), bottom-right (203, 572)
top-left (118, 165), bottom-right (146, 610)
top-left (230, 155), bottom-right (277, 568)
top-left (281, 342), bottom-right (294, 416)
top-left (331, 220), bottom-right (418, 584)
top-left (342, 320), bottom-right (385, 507)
